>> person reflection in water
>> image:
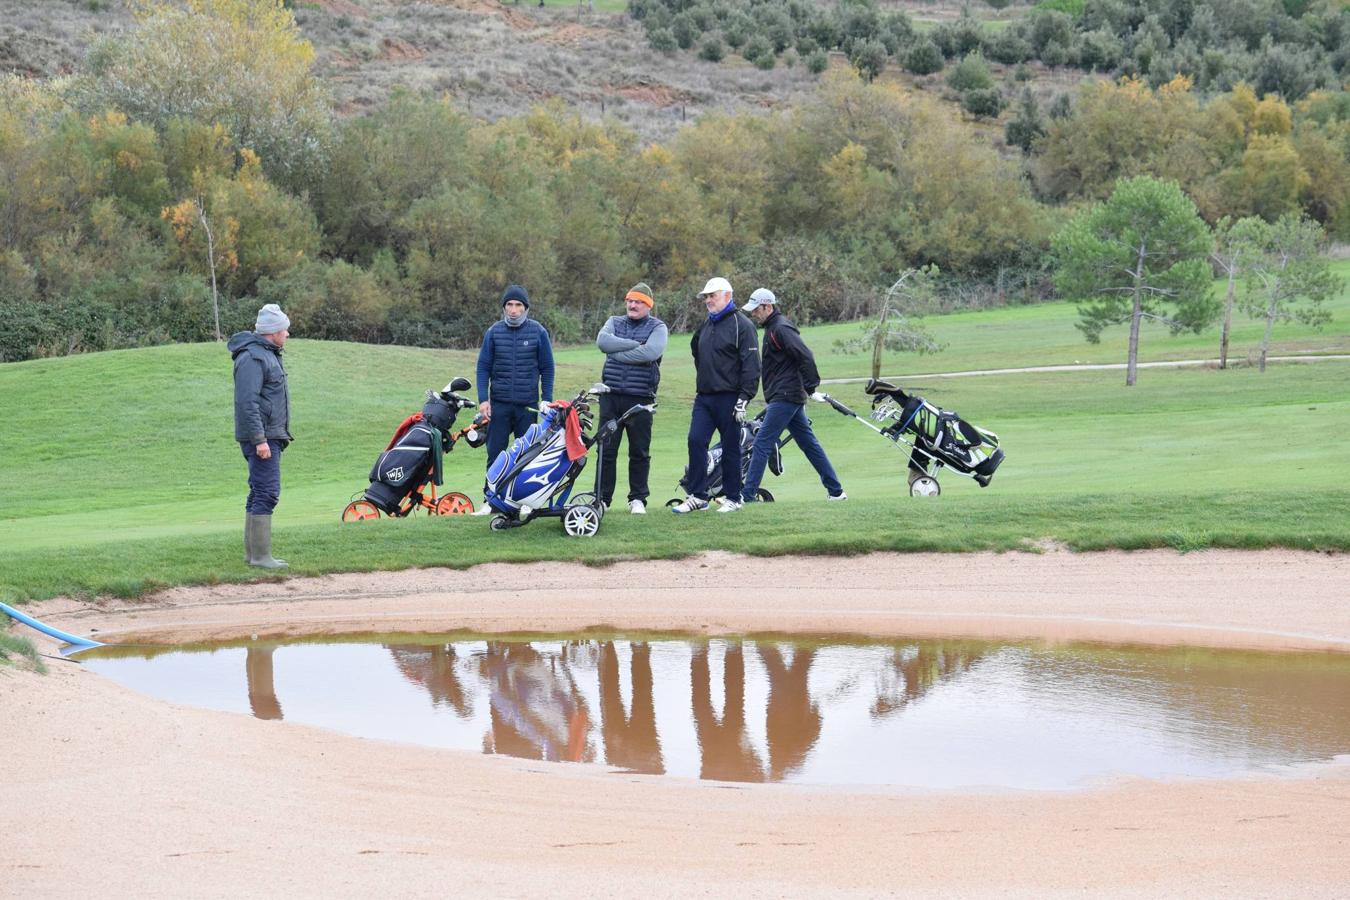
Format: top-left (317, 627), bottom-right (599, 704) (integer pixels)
top-left (482, 642), bottom-right (593, 764)
top-left (597, 641), bottom-right (664, 775)
top-left (386, 644), bottom-right (475, 718)
top-left (759, 645), bottom-right (822, 781)
top-left (245, 646), bottom-right (283, 721)
top-left (690, 642), bottom-right (765, 782)
top-left (871, 644), bottom-right (985, 719)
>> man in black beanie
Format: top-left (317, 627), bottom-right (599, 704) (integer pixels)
top-left (474, 284), bottom-right (555, 512)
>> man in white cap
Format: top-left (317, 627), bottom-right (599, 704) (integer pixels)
top-left (735, 288), bottom-right (845, 508)
top-left (229, 303), bottom-right (293, 568)
top-left (672, 277), bottom-right (760, 514)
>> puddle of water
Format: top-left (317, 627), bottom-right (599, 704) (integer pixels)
top-left (76, 634), bottom-right (1350, 790)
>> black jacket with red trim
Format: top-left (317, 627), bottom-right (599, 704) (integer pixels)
top-left (758, 310), bottom-right (820, 404)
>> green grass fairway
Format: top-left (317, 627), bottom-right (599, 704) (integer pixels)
top-left (1, 263), bottom-right (1346, 603)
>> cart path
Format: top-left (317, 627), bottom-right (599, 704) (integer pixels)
top-left (820, 353), bottom-right (1350, 384)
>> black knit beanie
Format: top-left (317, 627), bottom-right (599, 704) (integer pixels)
top-left (501, 284), bottom-right (530, 308)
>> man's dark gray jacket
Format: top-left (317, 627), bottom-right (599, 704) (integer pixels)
top-left (229, 331), bottom-right (293, 445)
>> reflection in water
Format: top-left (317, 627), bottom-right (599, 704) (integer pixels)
top-left (245, 647), bottom-right (282, 721)
top-left (691, 643), bottom-right (764, 782)
top-left (599, 642), bottom-right (664, 775)
top-left (77, 635), bottom-right (1350, 789)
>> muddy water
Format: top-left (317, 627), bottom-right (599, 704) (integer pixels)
top-left (77, 635), bottom-right (1350, 789)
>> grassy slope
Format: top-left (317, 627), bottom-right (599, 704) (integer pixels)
top-left (1, 262), bottom-right (1347, 601)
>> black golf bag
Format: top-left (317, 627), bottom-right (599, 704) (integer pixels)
top-left (672, 410), bottom-right (793, 504)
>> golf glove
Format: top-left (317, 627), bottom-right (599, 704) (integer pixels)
top-left (811, 392), bottom-right (826, 402)
top-left (733, 398), bottom-right (748, 423)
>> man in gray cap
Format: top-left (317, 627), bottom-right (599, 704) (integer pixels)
top-left (229, 303), bottom-right (293, 568)
top-left (734, 288), bottom-right (845, 509)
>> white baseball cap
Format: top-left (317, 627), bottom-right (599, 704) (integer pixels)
top-left (697, 276), bottom-right (733, 298)
top-left (742, 288), bottom-right (776, 311)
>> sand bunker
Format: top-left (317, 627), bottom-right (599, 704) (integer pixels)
top-left (4, 549), bottom-right (1350, 896)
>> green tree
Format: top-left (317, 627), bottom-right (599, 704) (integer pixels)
top-left (946, 52), bottom-right (994, 92)
top-left (78, 0), bottom-right (332, 189)
top-left (1240, 214), bottom-right (1340, 372)
top-left (849, 39), bottom-right (889, 82)
top-left (1005, 88), bottom-right (1046, 154)
top-left (1209, 215), bottom-right (1267, 369)
top-left (835, 266), bottom-right (945, 379)
top-left (904, 38), bottom-right (945, 75)
top-left (1053, 176), bottom-right (1217, 386)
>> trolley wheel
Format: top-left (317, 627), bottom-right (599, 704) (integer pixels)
top-left (569, 492), bottom-right (598, 509)
top-left (563, 503), bottom-right (602, 537)
top-left (342, 499), bottom-right (381, 522)
top-left (435, 492), bottom-right (475, 516)
top-left (489, 514), bottom-right (511, 532)
top-left (756, 488), bottom-right (775, 503)
top-left (909, 476), bottom-right (941, 497)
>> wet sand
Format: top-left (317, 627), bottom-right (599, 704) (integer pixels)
top-left (4, 549), bottom-right (1350, 897)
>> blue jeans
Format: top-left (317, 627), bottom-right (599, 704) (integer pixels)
top-left (241, 440), bottom-right (284, 514)
top-left (686, 392), bottom-right (741, 502)
top-left (741, 401), bottom-right (843, 502)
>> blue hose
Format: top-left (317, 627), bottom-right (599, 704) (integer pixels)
top-left (0, 602), bottom-right (104, 649)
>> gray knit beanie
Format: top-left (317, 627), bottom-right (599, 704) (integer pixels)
top-left (255, 304), bottom-right (290, 335)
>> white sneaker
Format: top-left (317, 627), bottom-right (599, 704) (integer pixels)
top-left (827, 492), bottom-right (848, 501)
top-left (717, 498), bottom-right (743, 513)
top-left (671, 496), bottom-right (709, 514)
top-left (629, 499), bottom-right (646, 515)
top-left (471, 504), bottom-right (493, 516)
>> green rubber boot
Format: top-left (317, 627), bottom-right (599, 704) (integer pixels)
top-left (243, 513), bottom-right (253, 565)
top-left (246, 514), bottom-right (288, 569)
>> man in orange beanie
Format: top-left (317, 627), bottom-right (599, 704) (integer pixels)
top-left (595, 281), bottom-right (667, 514)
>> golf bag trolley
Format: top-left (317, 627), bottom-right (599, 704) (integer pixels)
top-left (817, 378), bottom-right (1004, 497)
top-left (483, 383), bottom-right (656, 537)
top-left (664, 408), bottom-right (794, 507)
top-left (342, 377), bottom-right (489, 521)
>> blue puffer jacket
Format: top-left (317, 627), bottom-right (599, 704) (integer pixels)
top-left (476, 318), bottom-right (555, 406)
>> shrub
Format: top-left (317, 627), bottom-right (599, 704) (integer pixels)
top-left (698, 35), bottom-right (725, 62)
top-left (904, 39), bottom-right (945, 75)
top-left (648, 28), bottom-right (678, 54)
top-left (743, 34), bottom-right (773, 64)
top-left (987, 29), bottom-right (1032, 64)
top-left (849, 39), bottom-right (888, 83)
top-left (962, 87), bottom-right (1005, 118)
top-left (806, 49), bottom-right (830, 74)
top-left (947, 52), bottom-right (995, 92)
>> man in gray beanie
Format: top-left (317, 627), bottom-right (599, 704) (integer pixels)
top-left (228, 303), bottom-right (293, 567)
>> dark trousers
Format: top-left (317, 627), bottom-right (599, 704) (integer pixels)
top-left (686, 392), bottom-right (741, 502)
top-left (741, 401), bottom-right (842, 502)
top-left (484, 400), bottom-right (536, 482)
top-left (241, 440), bottom-right (284, 514)
top-left (598, 392), bottom-right (654, 505)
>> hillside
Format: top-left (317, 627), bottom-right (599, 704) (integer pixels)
top-left (1, 0), bottom-right (1071, 142)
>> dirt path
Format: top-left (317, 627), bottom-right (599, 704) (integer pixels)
top-left (4, 549), bottom-right (1349, 897)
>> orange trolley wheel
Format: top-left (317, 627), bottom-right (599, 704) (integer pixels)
top-left (435, 492), bottom-right (475, 516)
top-left (342, 499), bottom-right (382, 522)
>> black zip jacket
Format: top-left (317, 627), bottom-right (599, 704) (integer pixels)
top-left (690, 306), bottom-right (760, 400)
top-left (758, 310), bottom-right (820, 404)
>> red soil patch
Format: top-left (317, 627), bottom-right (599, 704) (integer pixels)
top-left (535, 22), bottom-right (607, 47)
top-left (613, 82), bottom-right (690, 107)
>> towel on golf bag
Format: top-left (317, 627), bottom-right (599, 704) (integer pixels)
top-left (545, 400), bottom-right (587, 462)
